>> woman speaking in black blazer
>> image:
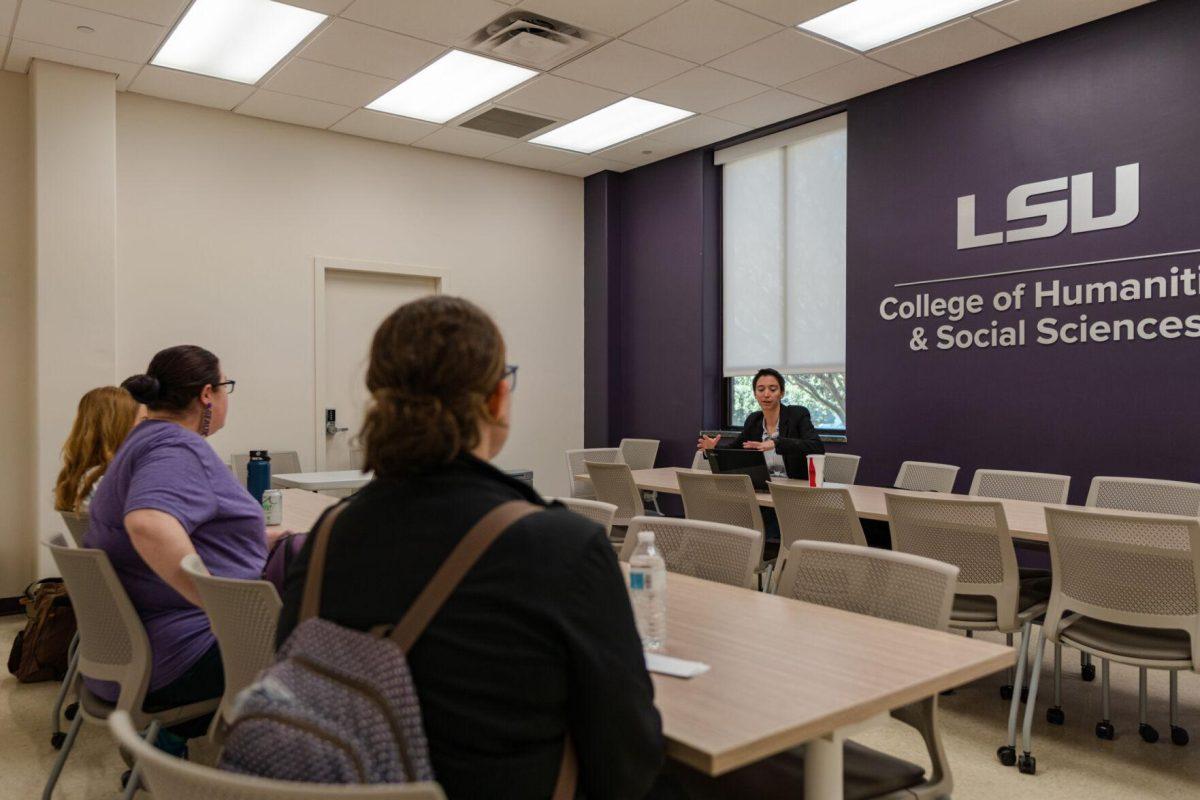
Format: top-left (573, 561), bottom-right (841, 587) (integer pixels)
top-left (696, 368), bottom-right (825, 479)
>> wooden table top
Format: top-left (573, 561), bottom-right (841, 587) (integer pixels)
top-left (646, 567), bottom-right (1014, 775)
top-left (626, 467), bottom-right (1055, 544)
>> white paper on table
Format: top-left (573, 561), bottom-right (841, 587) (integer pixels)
top-left (645, 652), bottom-right (710, 678)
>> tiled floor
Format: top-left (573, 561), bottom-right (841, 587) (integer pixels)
top-left (3, 615), bottom-right (1197, 799)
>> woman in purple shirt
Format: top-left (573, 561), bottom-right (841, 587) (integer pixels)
top-left (85, 345), bottom-right (266, 744)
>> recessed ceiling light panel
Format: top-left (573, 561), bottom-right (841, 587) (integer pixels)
top-left (367, 50), bottom-right (537, 124)
top-left (799, 0), bottom-right (1000, 52)
top-left (530, 98), bottom-right (693, 154)
top-left (152, 0), bottom-right (326, 84)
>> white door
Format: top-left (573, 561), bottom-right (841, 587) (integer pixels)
top-left (321, 269), bottom-right (438, 470)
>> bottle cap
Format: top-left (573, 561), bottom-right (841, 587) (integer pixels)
top-left (637, 530), bottom-right (655, 543)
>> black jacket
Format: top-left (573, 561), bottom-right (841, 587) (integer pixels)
top-left (729, 405), bottom-right (825, 479)
top-left (277, 454), bottom-right (664, 800)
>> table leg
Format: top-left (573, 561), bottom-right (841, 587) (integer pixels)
top-left (805, 733), bottom-right (844, 800)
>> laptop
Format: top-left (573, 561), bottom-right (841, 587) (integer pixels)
top-left (708, 449), bottom-right (771, 492)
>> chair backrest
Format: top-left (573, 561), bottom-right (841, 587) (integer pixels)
top-left (233, 451), bottom-right (303, 485)
top-left (776, 541), bottom-right (960, 631)
top-left (1086, 476), bottom-right (1200, 516)
top-left (895, 461), bottom-right (960, 493)
top-left (565, 447), bottom-right (622, 498)
top-left (619, 438), bottom-right (660, 471)
top-left (768, 484), bottom-right (867, 552)
top-left (969, 468), bottom-right (1070, 504)
top-left (108, 711), bottom-right (447, 800)
top-left (619, 516), bottom-right (763, 589)
top-left (822, 453), bottom-right (861, 485)
top-left (59, 510), bottom-right (91, 546)
top-left (885, 493), bottom-right (1020, 629)
top-left (690, 451), bottom-right (712, 472)
top-left (1043, 506), bottom-right (1200, 667)
top-left (181, 554), bottom-right (282, 734)
top-left (44, 535), bottom-right (152, 714)
top-left (553, 497), bottom-right (617, 537)
top-left (585, 461), bottom-right (643, 523)
top-left (677, 471), bottom-right (765, 534)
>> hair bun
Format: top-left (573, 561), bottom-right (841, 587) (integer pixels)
top-left (121, 374), bottom-right (161, 404)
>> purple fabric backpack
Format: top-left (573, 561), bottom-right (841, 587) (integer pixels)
top-left (220, 500), bottom-right (577, 796)
top-left (262, 532), bottom-right (306, 596)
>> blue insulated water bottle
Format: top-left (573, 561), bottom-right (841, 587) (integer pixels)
top-left (247, 450), bottom-right (271, 503)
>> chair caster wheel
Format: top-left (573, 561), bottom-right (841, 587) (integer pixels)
top-left (1171, 726), bottom-right (1189, 746)
top-left (64, 702), bottom-right (78, 721)
top-left (1096, 721), bottom-right (1115, 740)
top-left (1139, 724), bottom-right (1159, 744)
top-left (1081, 664), bottom-right (1096, 682)
top-left (51, 731), bottom-right (66, 750)
top-left (1046, 707), bottom-right (1065, 725)
top-left (1017, 753), bottom-right (1036, 775)
top-left (1000, 684), bottom-right (1013, 700)
top-left (997, 745), bottom-right (1016, 766)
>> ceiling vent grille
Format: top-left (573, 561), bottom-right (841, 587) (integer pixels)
top-left (459, 108), bottom-right (557, 138)
top-left (466, 12), bottom-right (605, 71)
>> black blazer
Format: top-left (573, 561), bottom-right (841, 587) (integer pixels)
top-left (729, 405), bottom-right (825, 479)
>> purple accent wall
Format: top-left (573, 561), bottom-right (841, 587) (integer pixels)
top-left (847, 0), bottom-right (1200, 502)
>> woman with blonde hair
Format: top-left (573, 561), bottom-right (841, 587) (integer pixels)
top-left (54, 386), bottom-right (143, 512)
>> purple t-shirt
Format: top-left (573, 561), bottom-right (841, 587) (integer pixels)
top-left (84, 419), bottom-right (266, 700)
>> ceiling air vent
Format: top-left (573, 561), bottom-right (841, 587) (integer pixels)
top-left (459, 108), bottom-right (557, 139)
top-left (466, 12), bottom-right (605, 71)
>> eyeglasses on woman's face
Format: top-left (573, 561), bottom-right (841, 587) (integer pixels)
top-left (214, 379), bottom-right (236, 395)
top-left (502, 364), bottom-right (518, 393)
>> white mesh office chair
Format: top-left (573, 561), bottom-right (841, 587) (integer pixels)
top-left (42, 536), bottom-right (220, 800)
top-left (585, 461), bottom-right (655, 549)
top-left (822, 453), bottom-right (862, 485)
top-left (767, 484), bottom-right (867, 578)
top-left (232, 451), bottom-right (303, 486)
top-left (109, 711), bottom-right (447, 799)
top-left (620, 438), bottom-right (662, 513)
top-left (1010, 507), bottom-right (1200, 776)
top-left (895, 461), bottom-right (960, 493)
top-left (885, 493), bottom-right (1049, 760)
top-left (677, 471), bottom-right (772, 589)
top-left (969, 469), bottom-right (1071, 504)
top-left (553, 497), bottom-right (618, 539)
top-left (565, 447), bottom-right (622, 499)
top-left (181, 555), bottom-right (282, 743)
top-left (59, 510), bottom-right (90, 546)
top-left (774, 541), bottom-right (960, 799)
top-left (618, 516), bottom-right (763, 589)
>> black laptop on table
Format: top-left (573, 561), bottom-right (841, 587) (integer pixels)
top-left (707, 449), bottom-right (771, 492)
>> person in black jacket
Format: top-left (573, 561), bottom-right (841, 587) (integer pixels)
top-left (276, 296), bottom-right (667, 799)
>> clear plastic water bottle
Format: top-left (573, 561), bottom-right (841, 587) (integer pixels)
top-left (628, 531), bottom-right (667, 653)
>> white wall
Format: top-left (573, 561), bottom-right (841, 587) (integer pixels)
top-left (0, 71), bottom-right (34, 596)
top-left (114, 94), bottom-right (584, 501)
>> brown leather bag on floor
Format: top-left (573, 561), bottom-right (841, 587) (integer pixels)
top-left (6, 578), bottom-right (76, 683)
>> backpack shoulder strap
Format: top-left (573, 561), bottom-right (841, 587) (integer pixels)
top-left (388, 500), bottom-right (539, 653)
top-left (298, 501), bottom-right (351, 623)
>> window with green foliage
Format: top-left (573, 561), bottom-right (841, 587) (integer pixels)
top-left (729, 372), bottom-right (846, 431)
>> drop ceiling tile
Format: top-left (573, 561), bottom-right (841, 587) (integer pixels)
top-left (638, 66), bottom-right (765, 114)
top-left (413, 126), bottom-right (513, 158)
top-left (976, 0), bottom-right (1151, 43)
top-left (715, 0), bottom-right (849, 27)
top-left (236, 89), bottom-right (353, 129)
top-left (781, 56), bottom-right (909, 104)
top-left (554, 155), bottom-right (631, 177)
top-left (622, 0), bottom-right (780, 65)
top-left (488, 141), bottom-right (580, 170)
top-left (52, 1), bottom-right (188, 26)
top-left (130, 65), bottom-right (255, 110)
top-left (4, 37), bottom-right (141, 88)
top-left (1, 0), bottom-right (19, 37)
top-left (596, 136), bottom-right (685, 166)
top-left (871, 18), bottom-right (1018, 76)
top-left (517, 0), bottom-right (686, 37)
top-left (342, 0), bottom-right (509, 45)
top-left (649, 113), bottom-right (748, 148)
top-left (551, 39), bottom-right (693, 94)
top-left (300, 19), bottom-right (444, 80)
top-left (330, 108), bottom-right (440, 144)
top-left (14, 0), bottom-right (164, 62)
top-left (709, 28), bottom-right (856, 86)
top-left (280, 0), bottom-right (353, 14)
top-left (496, 74), bottom-right (622, 119)
top-left (265, 58), bottom-right (396, 107)
top-left (708, 87), bottom-right (820, 127)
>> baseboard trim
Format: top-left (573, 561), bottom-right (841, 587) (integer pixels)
top-left (0, 595), bottom-right (23, 617)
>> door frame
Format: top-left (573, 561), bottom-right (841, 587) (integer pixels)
top-left (313, 257), bottom-right (450, 470)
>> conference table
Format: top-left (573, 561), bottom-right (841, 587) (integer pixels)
top-left (273, 468), bottom-right (535, 493)
top-left (272, 484), bottom-right (1013, 798)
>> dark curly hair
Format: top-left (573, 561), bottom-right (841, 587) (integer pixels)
top-left (752, 368), bottom-right (786, 393)
top-left (360, 296), bottom-right (506, 479)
